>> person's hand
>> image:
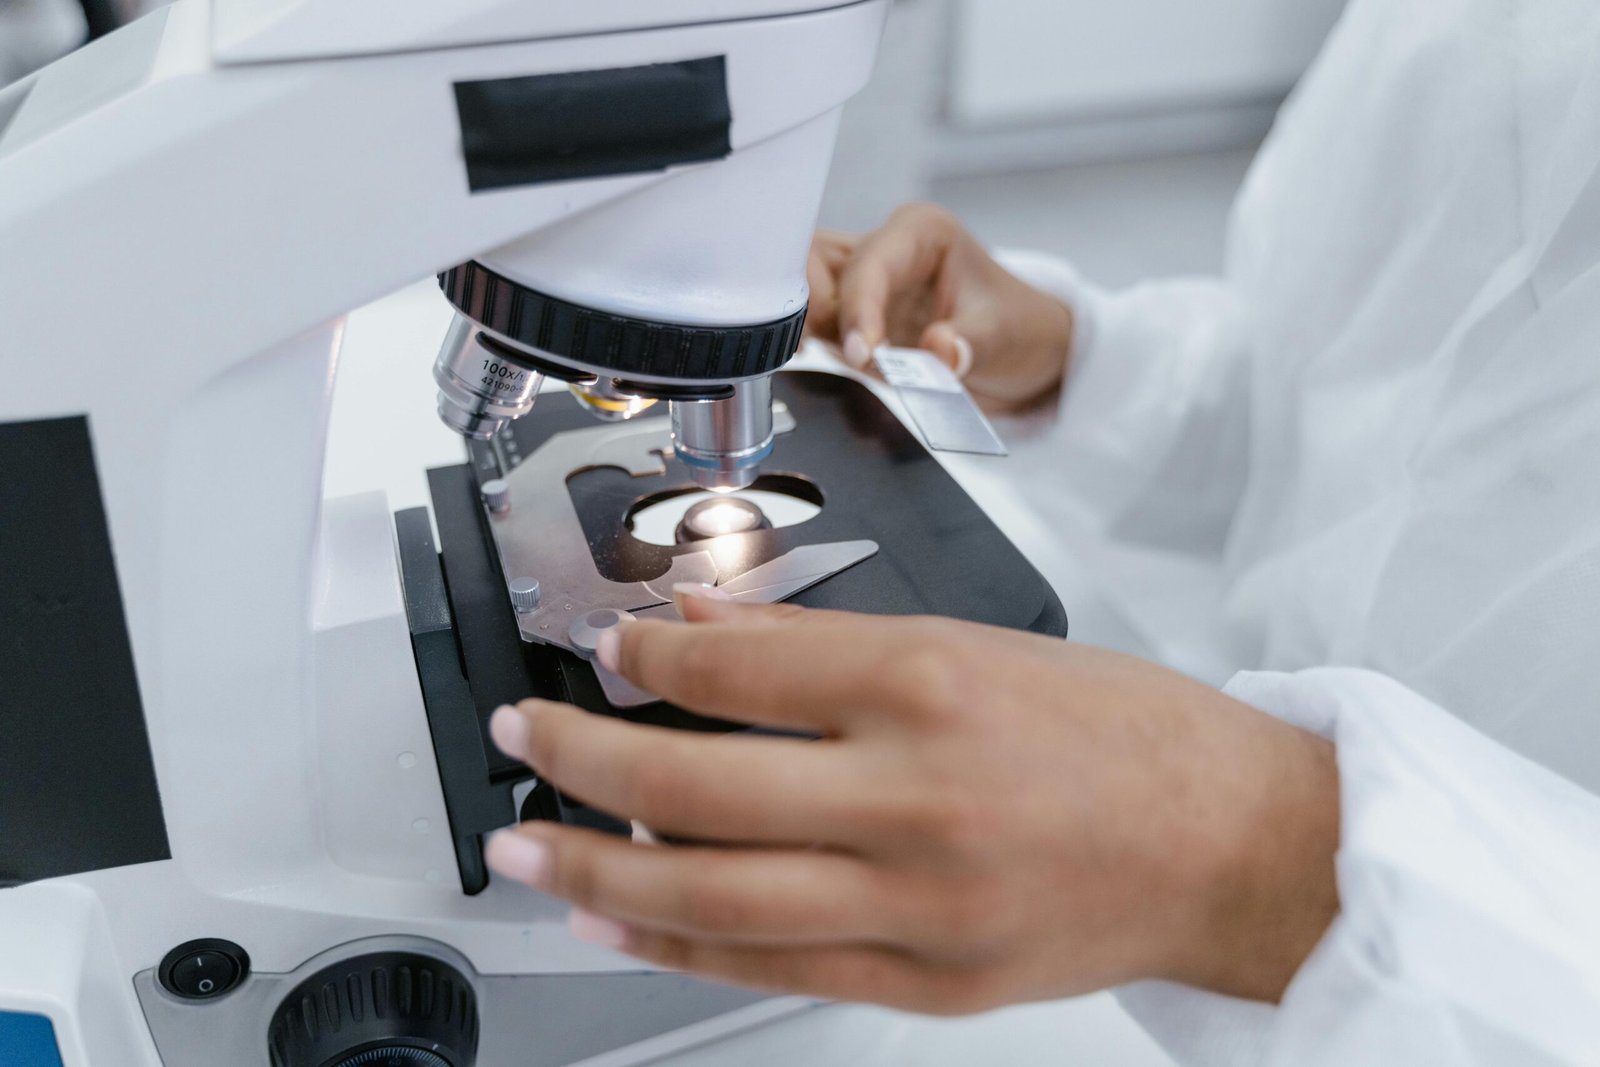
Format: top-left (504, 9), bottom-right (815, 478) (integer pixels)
top-left (483, 591), bottom-right (1341, 1015)
top-left (805, 203), bottom-right (1075, 413)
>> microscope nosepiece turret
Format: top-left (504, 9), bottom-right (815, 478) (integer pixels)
top-left (432, 261), bottom-right (806, 485)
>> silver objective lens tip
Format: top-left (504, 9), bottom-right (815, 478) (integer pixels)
top-left (433, 314), bottom-right (543, 440)
top-left (671, 378), bottom-right (775, 493)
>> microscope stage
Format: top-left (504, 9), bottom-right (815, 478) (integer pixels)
top-left (397, 371), bottom-right (1065, 894)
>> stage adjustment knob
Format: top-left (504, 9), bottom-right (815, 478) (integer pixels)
top-left (267, 952), bottom-right (478, 1067)
top-left (507, 576), bottom-right (542, 613)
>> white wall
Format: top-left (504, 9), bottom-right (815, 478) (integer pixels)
top-left (818, 0), bottom-right (948, 229)
top-left (948, 0), bottom-right (1347, 126)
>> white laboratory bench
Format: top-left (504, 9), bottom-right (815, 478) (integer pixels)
top-left (324, 282), bottom-right (1173, 1067)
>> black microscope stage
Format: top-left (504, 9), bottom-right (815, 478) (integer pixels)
top-left (395, 371), bottom-right (1066, 893)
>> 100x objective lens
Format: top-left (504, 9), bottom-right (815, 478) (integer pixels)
top-left (433, 315), bottom-right (543, 440)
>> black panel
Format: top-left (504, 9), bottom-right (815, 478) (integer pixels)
top-left (394, 508), bottom-right (516, 895)
top-left (77, 0), bottom-right (120, 38)
top-left (424, 470), bottom-right (570, 780)
top-left (453, 56), bottom-right (731, 192)
top-left (0, 416), bottom-right (169, 886)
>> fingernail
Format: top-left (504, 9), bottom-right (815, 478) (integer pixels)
top-left (951, 335), bottom-right (975, 380)
top-left (484, 831), bottom-right (551, 888)
top-left (596, 628), bottom-right (621, 674)
top-left (570, 908), bottom-right (630, 950)
top-left (672, 582), bottom-right (732, 610)
top-left (843, 330), bottom-right (872, 369)
top-left (488, 704), bottom-right (531, 758)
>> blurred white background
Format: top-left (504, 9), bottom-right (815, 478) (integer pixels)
top-left (819, 0), bottom-right (1346, 283)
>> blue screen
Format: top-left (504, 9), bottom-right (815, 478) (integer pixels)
top-left (0, 1012), bottom-right (64, 1067)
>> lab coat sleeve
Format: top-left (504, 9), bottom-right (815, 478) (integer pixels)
top-left (1118, 668), bottom-right (1600, 1067)
top-left (993, 249), bottom-right (1254, 559)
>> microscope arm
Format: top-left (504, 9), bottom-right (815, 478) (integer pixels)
top-left (0, 0), bottom-right (885, 896)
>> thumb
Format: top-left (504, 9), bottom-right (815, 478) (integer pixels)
top-left (918, 321), bottom-right (976, 380)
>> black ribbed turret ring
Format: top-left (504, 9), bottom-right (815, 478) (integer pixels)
top-left (439, 260), bottom-right (808, 382)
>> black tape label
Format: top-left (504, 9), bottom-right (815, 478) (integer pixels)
top-left (453, 55), bottom-right (733, 192)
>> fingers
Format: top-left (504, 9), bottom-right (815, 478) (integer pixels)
top-left (836, 252), bottom-right (894, 368)
top-left (670, 584), bottom-right (794, 624)
top-left (835, 203), bottom-right (959, 368)
top-left (670, 587), bottom-right (861, 628)
top-left (486, 822), bottom-right (898, 945)
top-left (804, 230), bottom-right (857, 343)
top-left (490, 700), bottom-right (860, 844)
top-left (608, 610), bottom-right (915, 733)
top-left (805, 251), bottom-right (839, 342)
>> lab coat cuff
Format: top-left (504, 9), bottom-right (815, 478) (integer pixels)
top-left (1120, 667), bottom-right (1600, 1065)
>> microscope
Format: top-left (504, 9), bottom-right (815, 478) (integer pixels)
top-left (0, 2), bottom-right (1065, 1065)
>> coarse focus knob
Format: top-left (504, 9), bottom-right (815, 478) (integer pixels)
top-left (267, 952), bottom-right (478, 1067)
top-left (508, 577), bottom-right (541, 613)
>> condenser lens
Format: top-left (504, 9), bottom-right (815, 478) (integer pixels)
top-left (676, 497), bottom-right (770, 542)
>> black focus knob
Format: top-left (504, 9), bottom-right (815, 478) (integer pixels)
top-left (267, 952), bottom-right (478, 1067)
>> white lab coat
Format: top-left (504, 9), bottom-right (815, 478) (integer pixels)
top-left (995, 0), bottom-right (1600, 1062)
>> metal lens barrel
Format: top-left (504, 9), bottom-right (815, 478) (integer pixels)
top-left (670, 377), bottom-right (775, 491)
top-left (433, 315), bottom-right (544, 440)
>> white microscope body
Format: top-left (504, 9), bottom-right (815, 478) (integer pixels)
top-left (0, 2), bottom-right (888, 1063)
